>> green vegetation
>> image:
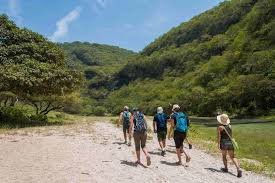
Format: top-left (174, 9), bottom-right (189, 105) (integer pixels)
top-left (0, 14), bottom-right (82, 126)
top-left (60, 42), bottom-right (136, 115)
top-left (92, 0), bottom-right (275, 117)
top-left (189, 122), bottom-right (275, 176)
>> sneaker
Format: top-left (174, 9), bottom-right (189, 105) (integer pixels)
top-left (128, 142), bottom-right (131, 146)
top-left (161, 151), bottom-right (165, 156)
top-left (186, 156), bottom-right (191, 163)
top-left (237, 170), bottom-right (242, 178)
top-left (221, 168), bottom-right (228, 173)
top-left (189, 144), bottom-right (192, 149)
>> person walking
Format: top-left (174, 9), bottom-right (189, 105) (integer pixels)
top-left (119, 106), bottom-right (132, 146)
top-left (130, 108), bottom-right (151, 166)
top-left (168, 104), bottom-right (191, 166)
top-left (217, 114), bottom-right (242, 177)
top-left (153, 107), bottom-right (169, 156)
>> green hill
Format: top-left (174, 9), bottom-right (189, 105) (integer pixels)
top-left (59, 42), bottom-right (136, 114)
top-left (103, 0), bottom-right (275, 116)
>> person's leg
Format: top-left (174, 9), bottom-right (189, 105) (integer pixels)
top-left (127, 127), bottom-right (131, 146)
top-left (133, 132), bottom-right (141, 163)
top-left (141, 133), bottom-right (151, 166)
top-left (157, 132), bottom-right (164, 150)
top-left (185, 136), bottom-right (192, 149)
top-left (221, 150), bottom-right (228, 171)
top-left (180, 133), bottom-right (191, 163)
top-left (123, 125), bottom-right (127, 143)
top-left (228, 150), bottom-right (242, 177)
top-left (228, 150), bottom-right (242, 171)
top-left (174, 132), bottom-right (182, 164)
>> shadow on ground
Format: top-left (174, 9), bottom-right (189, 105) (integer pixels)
top-left (204, 167), bottom-right (236, 177)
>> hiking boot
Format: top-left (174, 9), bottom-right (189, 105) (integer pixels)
top-left (128, 142), bottom-right (131, 146)
top-left (221, 168), bottom-right (228, 173)
top-left (189, 144), bottom-right (192, 149)
top-left (237, 170), bottom-right (242, 178)
top-left (161, 150), bottom-right (165, 156)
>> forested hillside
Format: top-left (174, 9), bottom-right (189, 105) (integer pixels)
top-left (103, 0), bottom-right (275, 116)
top-left (59, 42), bottom-right (136, 114)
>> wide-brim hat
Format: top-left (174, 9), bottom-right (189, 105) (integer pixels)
top-left (217, 114), bottom-right (230, 125)
top-left (172, 104), bottom-right (180, 111)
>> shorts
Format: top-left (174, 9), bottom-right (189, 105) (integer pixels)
top-left (133, 131), bottom-right (147, 151)
top-left (157, 130), bottom-right (167, 141)
top-left (123, 123), bottom-right (130, 133)
top-left (173, 130), bottom-right (186, 149)
top-left (220, 139), bottom-right (234, 150)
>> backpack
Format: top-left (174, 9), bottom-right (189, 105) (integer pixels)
top-left (122, 111), bottom-right (130, 125)
top-left (134, 112), bottom-right (147, 132)
top-left (175, 112), bottom-right (188, 133)
top-left (156, 113), bottom-right (167, 129)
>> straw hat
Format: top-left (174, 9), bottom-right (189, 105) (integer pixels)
top-left (217, 114), bottom-right (230, 125)
top-left (172, 104), bottom-right (180, 111)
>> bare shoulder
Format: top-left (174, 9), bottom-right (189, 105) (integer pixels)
top-left (217, 126), bottom-right (224, 131)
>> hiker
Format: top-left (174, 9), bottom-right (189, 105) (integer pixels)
top-left (168, 104), bottom-right (191, 165)
top-left (119, 106), bottom-right (132, 146)
top-left (169, 107), bottom-right (192, 150)
top-left (130, 108), bottom-right (151, 166)
top-left (153, 107), bottom-right (169, 156)
top-left (217, 114), bottom-right (242, 177)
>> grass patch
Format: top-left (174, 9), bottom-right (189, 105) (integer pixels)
top-left (189, 122), bottom-right (275, 177)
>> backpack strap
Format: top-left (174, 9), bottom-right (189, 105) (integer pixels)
top-left (222, 126), bottom-right (233, 141)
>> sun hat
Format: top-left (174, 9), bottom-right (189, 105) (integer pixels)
top-left (157, 107), bottom-right (163, 114)
top-left (217, 114), bottom-right (230, 125)
top-left (172, 104), bottom-right (180, 111)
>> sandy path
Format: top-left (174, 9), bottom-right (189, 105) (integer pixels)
top-left (0, 121), bottom-right (273, 183)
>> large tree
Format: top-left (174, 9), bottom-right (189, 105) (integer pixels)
top-left (0, 15), bottom-right (82, 114)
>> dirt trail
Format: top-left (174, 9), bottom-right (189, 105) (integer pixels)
top-left (0, 120), bottom-right (273, 183)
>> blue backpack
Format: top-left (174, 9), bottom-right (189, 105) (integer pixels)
top-left (175, 112), bottom-right (188, 133)
top-left (134, 112), bottom-right (147, 132)
top-left (157, 113), bottom-right (167, 129)
top-left (123, 111), bottom-right (130, 125)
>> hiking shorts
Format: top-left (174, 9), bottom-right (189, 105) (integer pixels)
top-left (133, 131), bottom-right (147, 151)
top-left (123, 123), bottom-right (130, 133)
top-left (220, 139), bottom-right (234, 150)
top-left (157, 130), bottom-right (167, 141)
top-left (173, 130), bottom-right (186, 149)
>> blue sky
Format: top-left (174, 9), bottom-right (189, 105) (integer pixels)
top-left (0, 0), bottom-right (224, 51)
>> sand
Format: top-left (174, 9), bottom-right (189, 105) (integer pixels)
top-left (0, 120), bottom-right (273, 183)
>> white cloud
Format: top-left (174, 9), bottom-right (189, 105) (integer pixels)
top-left (8, 0), bottom-right (23, 25)
top-left (50, 6), bottom-right (82, 42)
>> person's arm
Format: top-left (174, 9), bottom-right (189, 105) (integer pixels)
top-left (153, 116), bottom-right (157, 133)
top-left (144, 115), bottom-right (148, 130)
top-left (130, 115), bottom-right (134, 132)
top-left (168, 118), bottom-right (175, 140)
top-left (118, 112), bottom-right (123, 127)
top-left (217, 126), bottom-right (222, 150)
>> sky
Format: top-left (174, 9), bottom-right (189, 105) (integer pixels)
top-left (0, 0), bottom-right (224, 51)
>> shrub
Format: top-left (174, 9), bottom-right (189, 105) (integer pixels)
top-left (93, 106), bottom-right (107, 116)
top-left (29, 114), bottom-right (48, 122)
top-left (0, 106), bottom-right (30, 127)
